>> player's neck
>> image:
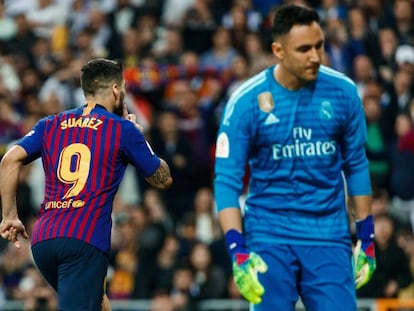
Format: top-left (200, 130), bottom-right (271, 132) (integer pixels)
top-left (85, 96), bottom-right (114, 113)
top-left (274, 66), bottom-right (307, 91)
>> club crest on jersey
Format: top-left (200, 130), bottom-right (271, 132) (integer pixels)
top-left (72, 200), bottom-right (85, 208)
top-left (258, 92), bottom-right (274, 113)
top-left (319, 101), bottom-right (333, 120)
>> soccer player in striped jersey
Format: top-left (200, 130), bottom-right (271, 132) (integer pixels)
top-left (0, 58), bottom-right (172, 311)
top-left (214, 4), bottom-right (375, 311)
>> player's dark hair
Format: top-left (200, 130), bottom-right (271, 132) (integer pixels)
top-left (80, 58), bottom-right (123, 96)
top-left (271, 4), bottom-right (320, 39)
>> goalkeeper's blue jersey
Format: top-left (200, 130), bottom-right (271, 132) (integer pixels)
top-left (214, 65), bottom-right (371, 249)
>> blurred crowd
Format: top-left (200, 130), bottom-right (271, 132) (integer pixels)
top-left (0, 0), bottom-right (413, 310)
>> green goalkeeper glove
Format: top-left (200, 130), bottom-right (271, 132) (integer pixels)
top-left (354, 215), bottom-right (376, 289)
top-left (225, 229), bottom-right (268, 304)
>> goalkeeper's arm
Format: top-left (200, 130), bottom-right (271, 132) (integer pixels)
top-left (350, 195), bottom-right (376, 289)
top-left (219, 208), bottom-right (268, 304)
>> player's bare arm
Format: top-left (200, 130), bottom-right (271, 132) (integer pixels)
top-left (350, 195), bottom-right (372, 220)
top-left (0, 145), bottom-right (30, 248)
top-left (218, 207), bottom-right (243, 233)
top-left (145, 159), bottom-right (173, 189)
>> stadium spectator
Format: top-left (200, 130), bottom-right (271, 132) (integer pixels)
top-left (166, 79), bottom-right (216, 190)
top-left (392, 0), bottom-right (414, 45)
top-left (389, 113), bottom-right (414, 231)
top-left (346, 7), bottom-right (380, 73)
top-left (199, 27), bottom-right (239, 71)
top-left (395, 44), bottom-right (414, 76)
top-left (169, 263), bottom-right (199, 311)
top-left (390, 67), bottom-right (413, 114)
top-left (377, 27), bottom-right (399, 83)
top-left (149, 109), bottom-right (197, 222)
top-left (189, 241), bottom-right (227, 299)
top-left (135, 233), bottom-right (181, 298)
top-left (15, 264), bottom-right (58, 311)
top-left (25, 0), bottom-right (66, 39)
top-left (0, 92), bottom-right (22, 159)
top-left (0, 0), bottom-right (16, 41)
top-left (192, 187), bottom-right (221, 245)
top-left (153, 27), bottom-right (185, 66)
top-left (363, 79), bottom-right (392, 191)
top-left (352, 54), bottom-right (377, 98)
top-left (243, 32), bottom-right (273, 76)
top-left (359, 0), bottom-right (395, 33)
top-left (324, 18), bottom-right (352, 75)
top-left (181, 0), bottom-right (216, 54)
top-left (105, 0), bottom-right (140, 59)
top-left (108, 213), bottom-right (140, 300)
top-left (316, 0), bottom-right (347, 27)
top-left (150, 289), bottom-right (175, 311)
top-left (4, 13), bottom-right (38, 65)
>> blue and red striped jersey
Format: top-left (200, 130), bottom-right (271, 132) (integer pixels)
top-left (17, 104), bottom-right (161, 253)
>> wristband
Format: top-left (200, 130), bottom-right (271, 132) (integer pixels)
top-left (356, 215), bottom-right (374, 241)
top-left (225, 229), bottom-right (247, 258)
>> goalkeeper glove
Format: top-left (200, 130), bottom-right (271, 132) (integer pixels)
top-left (354, 215), bottom-right (376, 289)
top-left (225, 229), bottom-right (268, 304)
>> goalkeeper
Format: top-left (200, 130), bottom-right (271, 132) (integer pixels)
top-left (214, 4), bottom-right (375, 311)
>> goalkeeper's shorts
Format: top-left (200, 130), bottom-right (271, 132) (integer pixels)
top-left (32, 238), bottom-right (108, 311)
top-left (250, 243), bottom-right (356, 311)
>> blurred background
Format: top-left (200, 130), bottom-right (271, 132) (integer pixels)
top-left (0, 0), bottom-right (413, 310)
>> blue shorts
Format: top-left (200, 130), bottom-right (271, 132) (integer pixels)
top-left (250, 243), bottom-right (356, 311)
top-left (32, 238), bottom-right (108, 311)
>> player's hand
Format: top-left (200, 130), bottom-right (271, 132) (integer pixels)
top-left (225, 229), bottom-right (268, 304)
top-left (122, 103), bottom-right (144, 133)
top-left (354, 215), bottom-right (376, 289)
top-left (0, 219), bottom-right (29, 248)
top-left (232, 251), bottom-right (268, 304)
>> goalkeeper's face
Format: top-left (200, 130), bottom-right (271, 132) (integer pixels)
top-left (272, 21), bottom-right (324, 84)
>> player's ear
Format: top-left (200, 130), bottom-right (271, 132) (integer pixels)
top-left (111, 83), bottom-right (119, 99)
top-left (272, 41), bottom-right (284, 60)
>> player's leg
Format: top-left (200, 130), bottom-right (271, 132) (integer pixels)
top-left (295, 245), bottom-right (356, 311)
top-left (31, 240), bottom-right (59, 290)
top-left (57, 238), bottom-right (109, 311)
top-left (250, 244), bottom-right (299, 311)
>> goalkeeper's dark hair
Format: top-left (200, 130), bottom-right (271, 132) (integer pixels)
top-left (271, 4), bottom-right (320, 40)
top-left (80, 58), bottom-right (123, 96)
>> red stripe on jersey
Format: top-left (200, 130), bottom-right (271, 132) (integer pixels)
top-left (43, 117), bottom-right (70, 240)
top-left (57, 123), bottom-right (87, 237)
top-left (85, 118), bottom-right (120, 243)
top-left (66, 122), bottom-right (94, 238)
top-left (76, 118), bottom-right (104, 241)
